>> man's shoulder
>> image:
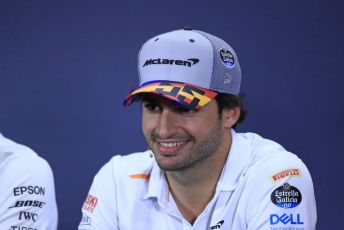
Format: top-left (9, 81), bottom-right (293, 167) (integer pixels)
top-left (237, 132), bottom-right (302, 164)
top-left (232, 133), bottom-right (316, 229)
top-left (0, 135), bottom-right (53, 177)
top-left (236, 132), bottom-right (310, 185)
top-left (0, 135), bottom-right (55, 204)
top-left (96, 151), bottom-right (155, 181)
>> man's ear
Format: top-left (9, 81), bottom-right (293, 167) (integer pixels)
top-left (222, 107), bottom-right (241, 128)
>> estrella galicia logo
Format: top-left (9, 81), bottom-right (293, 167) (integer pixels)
top-left (143, 58), bottom-right (199, 67)
top-left (220, 48), bottom-right (235, 67)
top-left (270, 213), bottom-right (304, 225)
top-left (271, 183), bottom-right (302, 209)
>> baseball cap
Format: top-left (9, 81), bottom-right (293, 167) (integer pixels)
top-left (124, 28), bottom-right (241, 109)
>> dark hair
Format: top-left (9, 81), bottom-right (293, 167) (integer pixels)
top-left (215, 93), bottom-right (247, 129)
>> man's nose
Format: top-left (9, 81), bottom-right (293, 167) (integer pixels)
top-left (155, 108), bottom-right (178, 139)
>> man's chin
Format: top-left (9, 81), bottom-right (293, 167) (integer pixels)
top-left (155, 158), bottom-right (191, 172)
top-left (156, 159), bottom-right (181, 171)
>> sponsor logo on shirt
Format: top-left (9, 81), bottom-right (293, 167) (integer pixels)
top-left (271, 183), bottom-right (302, 209)
top-left (79, 213), bottom-right (91, 226)
top-left (9, 200), bottom-right (46, 209)
top-left (18, 211), bottom-right (38, 222)
top-left (270, 213), bottom-right (304, 225)
top-left (10, 226), bottom-right (38, 230)
top-left (82, 194), bottom-right (98, 213)
top-left (271, 169), bottom-right (301, 182)
top-left (270, 227), bottom-right (304, 230)
top-left (210, 220), bottom-right (224, 229)
top-left (13, 186), bottom-right (45, 196)
top-left (8, 186), bottom-right (46, 228)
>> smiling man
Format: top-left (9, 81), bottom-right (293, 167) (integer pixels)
top-left (79, 29), bottom-right (317, 229)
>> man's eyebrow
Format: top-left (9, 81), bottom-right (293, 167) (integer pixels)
top-left (139, 93), bottom-right (154, 101)
top-left (141, 97), bottom-right (157, 103)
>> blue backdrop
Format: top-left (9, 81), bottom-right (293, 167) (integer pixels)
top-left (1, 0), bottom-right (343, 229)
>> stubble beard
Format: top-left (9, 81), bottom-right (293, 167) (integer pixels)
top-left (145, 119), bottom-right (224, 172)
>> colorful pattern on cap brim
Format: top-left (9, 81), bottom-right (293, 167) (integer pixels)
top-left (124, 81), bottom-right (218, 110)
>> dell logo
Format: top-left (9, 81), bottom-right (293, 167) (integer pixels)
top-left (270, 213), bottom-right (304, 225)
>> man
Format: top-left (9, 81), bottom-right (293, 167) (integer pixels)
top-left (79, 28), bottom-right (316, 229)
top-left (0, 132), bottom-right (58, 229)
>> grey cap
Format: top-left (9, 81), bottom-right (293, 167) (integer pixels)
top-left (124, 28), bottom-right (241, 109)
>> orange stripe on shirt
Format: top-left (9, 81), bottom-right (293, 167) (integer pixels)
top-left (129, 174), bottom-right (150, 180)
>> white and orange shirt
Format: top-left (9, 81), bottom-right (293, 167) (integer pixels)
top-left (79, 130), bottom-right (317, 229)
top-left (0, 133), bottom-right (58, 230)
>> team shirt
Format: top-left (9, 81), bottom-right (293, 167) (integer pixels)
top-left (79, 130), bottom-right (317, 229)
top-left (0, 133), bottom-right (58, 230)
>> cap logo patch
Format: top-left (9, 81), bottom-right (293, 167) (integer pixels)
top-left (143, 58), bottom-right (199, 67)
top-left (220, 48), bottom-right (235, 68)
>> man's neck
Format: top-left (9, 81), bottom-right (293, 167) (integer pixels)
top-left (165, 136), bottom-right (232, 224)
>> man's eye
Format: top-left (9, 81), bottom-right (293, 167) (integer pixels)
top-left (143, 103), bottom-right (161, 112)
top-left (179, 108), bottom-right (199, 115)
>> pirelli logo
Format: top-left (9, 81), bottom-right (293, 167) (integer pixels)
top-left (271, 168), bottom-right (301, 182)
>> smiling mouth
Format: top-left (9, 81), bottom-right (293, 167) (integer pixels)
top-left (154, 140), bottom-right (189, 155)
top-left (159, 141), bottom-right (187, 148)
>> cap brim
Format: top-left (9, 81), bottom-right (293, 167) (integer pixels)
top-left (124, 81), bottom-right (218, 109)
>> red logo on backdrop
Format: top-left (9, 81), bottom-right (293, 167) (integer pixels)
top-left (272, 169), bottom-right (301, 182)
top-left (82, 194), bottom-right (98, 213)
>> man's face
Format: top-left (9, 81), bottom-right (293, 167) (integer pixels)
top-left (141, 94), bottom-right (227, 172)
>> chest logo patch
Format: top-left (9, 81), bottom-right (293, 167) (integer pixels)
top-left (271, 183), bottom-right (302, 209)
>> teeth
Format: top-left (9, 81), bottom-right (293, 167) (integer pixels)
top-left (160, 141), bottom-right (186, 147)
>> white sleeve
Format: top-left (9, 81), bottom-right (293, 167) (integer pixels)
top-left (245, 155), bottom-right (317, 230)
top-left (0, 153), bottom-right (58, 230)
top-left (78, 156), bottom-right (121, 230)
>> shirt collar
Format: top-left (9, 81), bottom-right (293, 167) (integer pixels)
top-left (143, 160), bottom-right (168, 201)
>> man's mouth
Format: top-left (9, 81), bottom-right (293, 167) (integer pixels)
top-left (159, 141), bottom-right (187, 148)
top-left (155, 140), bottom-right (189, 155)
